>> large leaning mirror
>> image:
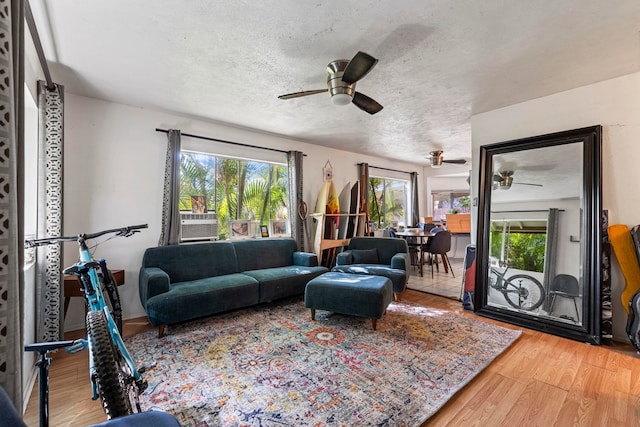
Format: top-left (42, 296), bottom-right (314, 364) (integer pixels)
top-left (474, 126), bottom-right (602, 344)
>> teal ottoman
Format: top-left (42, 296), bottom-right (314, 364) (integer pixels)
top-left (304, 272), bottom-right (393, 330)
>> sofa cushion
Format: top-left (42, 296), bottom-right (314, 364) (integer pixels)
top-left (331, 264), bottom-right (407, 294)
top-left (144, 273), bottom-right (259, 326)
top-left (141, 242), bottom-right (238, 283)
top-left (243, 265), bottom-right (328, 302)
top-left (233, 238), bottom-right (297, 271)
top-left (351, 248), bottom-right (379, 264)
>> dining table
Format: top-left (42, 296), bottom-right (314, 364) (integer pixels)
top-left (394, 230), bottom-right (435, 277)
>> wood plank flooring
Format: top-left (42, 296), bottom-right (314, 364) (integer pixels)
top-left (23, 291), bottom-right (640, 427)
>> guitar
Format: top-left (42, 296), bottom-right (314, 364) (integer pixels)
top-left (608, 224), bottom-right (640, 350)
top-left (627, 291), bottom-right (640, 351)
top-left (626, 224), bottom-right (640, 351)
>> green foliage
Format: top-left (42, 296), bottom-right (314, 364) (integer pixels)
top-left (490, 228), bottom-right (546, 273)
top-left (180, 152), bottom-right (288, 240)
top-left (368, 177), bottom-right (406, 227)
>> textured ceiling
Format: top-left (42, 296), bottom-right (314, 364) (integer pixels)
top-left (30, 0), bottom-right (640, 166)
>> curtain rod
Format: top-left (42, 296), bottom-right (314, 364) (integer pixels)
top-left (25, 0), bottom-right (54, 90)
top-left (155, 128), bottom-right (306, 156)
top-left (358, 163), bottom-right (416, 175)
top-left (491, 209), bottom-right (565, 213)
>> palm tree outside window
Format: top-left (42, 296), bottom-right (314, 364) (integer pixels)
top-left (180, 151), bottom-right (289, 240)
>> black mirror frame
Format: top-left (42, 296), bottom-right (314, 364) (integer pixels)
top-left (474, 125), bottom-right (602, 344)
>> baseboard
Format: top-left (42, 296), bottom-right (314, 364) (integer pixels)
top-left (22, 363), bottom-right (37, 415)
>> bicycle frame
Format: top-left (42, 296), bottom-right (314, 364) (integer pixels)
top-left (489, 265), bottom-right (506, 290)
top-left (25, 223), bottom-right (148, 422)
top-left (72, 237), bottom-right (142, 401)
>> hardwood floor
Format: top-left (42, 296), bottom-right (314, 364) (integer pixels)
top-left (23, 291), bottom-right (640, 426)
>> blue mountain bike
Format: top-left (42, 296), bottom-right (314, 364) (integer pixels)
top-left (25, 224), bottom-right (149, 422)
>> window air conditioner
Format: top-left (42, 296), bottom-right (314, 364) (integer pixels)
top-left (180, 212), bottom-right (218, 242)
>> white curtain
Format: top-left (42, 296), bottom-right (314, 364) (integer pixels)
top-left (158, 129), bottom-right (181, 246)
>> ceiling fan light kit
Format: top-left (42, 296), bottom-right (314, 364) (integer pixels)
top-left (278, 52), bottom-right (383, 114)
top-left (426, 150), bottom-right (466, 168)
top-left (493, 170), bottom-right (543, 189)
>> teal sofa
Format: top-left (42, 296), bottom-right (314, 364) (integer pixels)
top-left (139, 238), bottom-right (328, 337)
top-left (332, 236), bottom-right (410, 301)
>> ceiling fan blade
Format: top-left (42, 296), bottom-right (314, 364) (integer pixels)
top-left (342, 51), bottom-right (378, 84)
top-left (352, 92), bottom-right (383, 115)
top-left (278, 89), bottom-right (327, 100)
top-left (493, 174), bottom-right (504, 182)
top-left (443, 159), bottom-right (467, 165)
top-left (516, 182), bottom-right (543, 187)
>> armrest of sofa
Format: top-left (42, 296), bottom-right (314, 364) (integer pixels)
top-left (293, 251), bottom-right (319, 267)
top-left (335, 251), bottom-right (353, 265)
top-left (390, 252), bottom-right (410, 271)
top-left (138, 267), bottom-right (171, 307)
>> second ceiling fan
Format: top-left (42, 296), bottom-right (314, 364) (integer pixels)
top-left (278, 51), bottom-right (383, 115)
top-left (426, 150), bottom-right (467, 168)
top-left (493, 170), bottom-right (543, 190)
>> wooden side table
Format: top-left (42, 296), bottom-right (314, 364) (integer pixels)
top-left (63, 269), bottom-right (125, 318)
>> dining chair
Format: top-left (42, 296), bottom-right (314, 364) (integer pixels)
top-left (548, 274), bottom-right (581, 322)
top-left (424, 230), bottom-right (455, 278)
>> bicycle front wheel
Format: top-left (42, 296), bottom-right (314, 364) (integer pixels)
top-left (503, 274), bottom-right (545, 311)
top-left (87, 310), bottom-right (133, 419)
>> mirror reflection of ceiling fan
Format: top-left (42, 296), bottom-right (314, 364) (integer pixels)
top-left (277, 51), bottom-right (383, 115)
top-left (493, 170), bottom-right (543, 190)
top-left (425, 150), bottom-right (467, 168)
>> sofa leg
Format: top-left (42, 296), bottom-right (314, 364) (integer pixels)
top-left (393, 293), bottom-right (399, 302)
top-left (371, 318), bottom-right (377, 330)
top-left (158, 325), bottom-right (166, 338)
top-left (310, 309), bottom-right (316, 321)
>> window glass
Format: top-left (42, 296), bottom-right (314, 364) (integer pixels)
top-left (180, 151), bottom-right (288, 240)
top-left (432, 191), bottom-right (470, 221)
top-left (489, 220), bottom-right (547, 272)
top-left (368, 177), bottom-right (409, 228)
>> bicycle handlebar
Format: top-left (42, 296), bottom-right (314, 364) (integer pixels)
top-left (25, 224), bottom-right (148, 247)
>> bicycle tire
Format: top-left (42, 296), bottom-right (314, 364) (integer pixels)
top-left (87, 310), bottom-right (133, 419)
top-left (102, 270), bottom-right (123, 334)
top-left (503, 274), bottom-right (545, 311)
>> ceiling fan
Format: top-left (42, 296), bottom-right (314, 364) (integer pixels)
top-left (277, 51), bottom-right (383, 115)
top-left (493, 170), bottom-right (543, 190)
top-left (425, 150), bottom-right (467, 168)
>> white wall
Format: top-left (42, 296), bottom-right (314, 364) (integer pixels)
top-left (62, 94), bottom-right (427, 331)
top-left (471, 71), bottom-right (640, 341)
top-left (23, 28), bottom-right (46, 406)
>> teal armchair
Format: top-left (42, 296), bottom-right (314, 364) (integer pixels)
top-left (332, 236), bottom-right (410, 300)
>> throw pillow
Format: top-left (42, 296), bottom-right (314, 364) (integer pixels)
top-left (351, 248), bottom-right (379, 264)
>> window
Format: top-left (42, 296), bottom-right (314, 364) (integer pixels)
top-left (432, 191), bottom-right (470, 221)
top-left (489, 219), bottom-right (547, 272)
top-left (180, 151), bottom-right (288, 240)
top-left (368, 177), bottom-right (409, 228)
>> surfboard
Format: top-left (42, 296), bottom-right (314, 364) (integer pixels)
top-left (322, 180), bottom-right (340, 266)
top-left (311, 181), bottom-right (331, 259)
top-left (314, 180), bottom-right (331, 214)
top-left (345, 182), bottom-right (359, 238)
top-left (337, 182), bottom-right (351, 239)
top-left (608, 224), bottom-right (640, 315)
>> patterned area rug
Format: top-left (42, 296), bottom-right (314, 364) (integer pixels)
top-left (126, 298), bottom-right (521, 426)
